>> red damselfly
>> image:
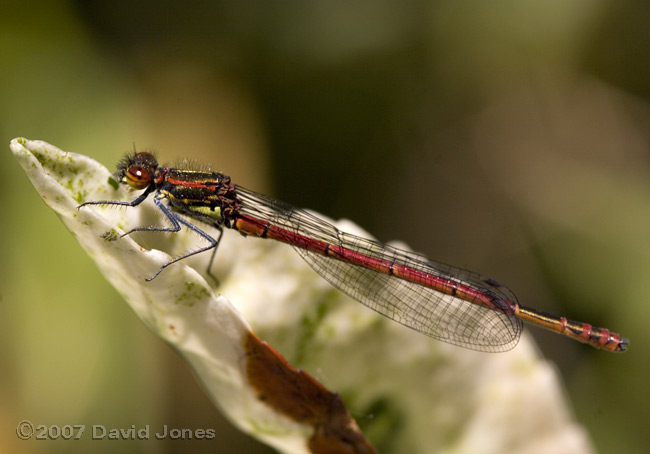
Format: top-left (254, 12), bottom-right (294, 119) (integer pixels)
top-left (78, 152), bottom-right (629, 353)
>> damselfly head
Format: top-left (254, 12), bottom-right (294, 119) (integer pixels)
top-left (115, 152), bottom-right (158, 190)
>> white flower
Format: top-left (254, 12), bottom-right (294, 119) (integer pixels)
top-left (11, 137), bottom-right (593, 454)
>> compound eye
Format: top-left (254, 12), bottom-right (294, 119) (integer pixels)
top-left (125, 165), bottom-right (152, 189)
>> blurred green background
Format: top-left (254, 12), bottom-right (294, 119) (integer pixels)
top-left (1, 1), bottom-right (648, 453)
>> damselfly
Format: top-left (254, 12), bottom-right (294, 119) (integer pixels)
top-left (79, 152), bottom-right (629, 353)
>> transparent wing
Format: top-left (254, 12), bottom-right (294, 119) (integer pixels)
top-left (236, 186), bottom-right (523, 352)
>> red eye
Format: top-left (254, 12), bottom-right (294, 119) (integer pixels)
top-left (125, 165), bottom-right (151, 189)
